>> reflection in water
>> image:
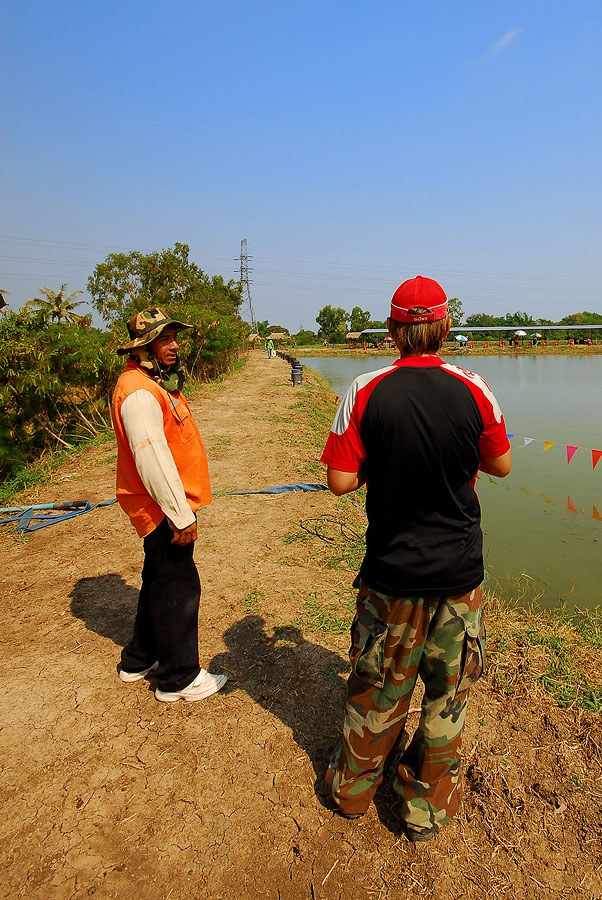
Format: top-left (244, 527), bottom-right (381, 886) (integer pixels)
top-left (301, 354), bottom-right (602, 610)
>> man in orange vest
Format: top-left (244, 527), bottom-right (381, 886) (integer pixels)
top-left (111, 307), bottom-right (227, 703)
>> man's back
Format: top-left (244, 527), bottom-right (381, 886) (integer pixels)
top-left (323, 355), bottom-right (508, 595)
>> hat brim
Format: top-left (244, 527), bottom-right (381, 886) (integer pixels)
top-left (117, 319), bottom-right (191, 354)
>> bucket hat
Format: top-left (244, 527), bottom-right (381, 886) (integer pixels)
top-left (117, 307), bottom-right (191, 355)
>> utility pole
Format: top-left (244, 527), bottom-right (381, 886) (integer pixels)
top-left (238, 239), bottom-right (257, 332)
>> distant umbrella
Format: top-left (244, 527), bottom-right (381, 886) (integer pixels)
top-left (515, 330), bottom-right (527, 336)
top-left (455, 334), bottom-right (468, 342)
top-left (529, 332), bottom-right (542, 338)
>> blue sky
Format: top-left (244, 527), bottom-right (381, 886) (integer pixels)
top-left (2, 1), bottom-right (601, 330)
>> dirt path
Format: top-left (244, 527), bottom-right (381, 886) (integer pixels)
top-left (1, 352), bottom-right (600, 900)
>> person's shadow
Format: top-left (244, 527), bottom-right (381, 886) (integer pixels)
top-left (212, 616), bottom-right (418, 831)
top-left (209, 615), bottom-right (350, 797)
top-left (69, 585), bottom-right (405, 829)
top-left (70, 573), bottom-right (139, 647)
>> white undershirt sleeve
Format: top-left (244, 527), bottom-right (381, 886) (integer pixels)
top-left (120, 389), bottom-right (196, 530)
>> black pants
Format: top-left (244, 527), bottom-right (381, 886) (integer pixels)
top-left (121, 517), bottom-right (201, 692)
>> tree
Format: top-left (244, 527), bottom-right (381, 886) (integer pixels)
top-left (503, 311), bottom-right (534, 327)
top-left (256, 320), bottom-right (271, 337)
top-left (88, 243), bottom-right (244, 381)
top-left (349, 306), bottom-right (372, 332)
top-left (315, 305), bottom-right (348, 342)
top-left (560, 311), bottom-right (602, 325)
top-left (292, 329), bottom-right (318, 346)
top-left (0, 312), bottom-right (120, 477)
top-left (465, 313), bottom-right (501, 328)
top-left (447, 297), bottom-right (464, 326)
top-left (23, 284), bottom-right (84, 324)
top-left (88, 242), bottom-right (241, 324)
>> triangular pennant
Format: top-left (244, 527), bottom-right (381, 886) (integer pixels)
top-left (566, 445), bottom-right (578, 464)
top-left (567, 496), bottom-right (578, 513)
top-left (542, 441), bottom-right (556, 452)
top-left (506, 433), bottom-right (515, 438)
top-left (593, 504), bottom-right (602, 522)
top-left (487, 475), bottom-right (496, 484)
top-left (522, 437), bottom-right (534, 447)
top-left (335, 395), bottom-right (340, 404)
top-left (592, 449), bottom-right (602, 471)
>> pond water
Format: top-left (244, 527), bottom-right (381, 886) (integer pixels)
top-left (300, 354), bottom-right (602, 610)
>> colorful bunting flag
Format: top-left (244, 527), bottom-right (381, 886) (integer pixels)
top-left (567, 496), bottom-right (578, 513)
top-left (566, 445), bottom-right (578, 464)
top-left (592, 449), bottom-right (602, 471)
top-left (542, 441), bottom-right (556, 452)
top-left (593, 504), bottom-right (602, 522)
top-left (522, 437), bottom-right (534, 447)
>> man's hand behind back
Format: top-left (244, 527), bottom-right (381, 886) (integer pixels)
top-left (171, 522), bottom-right (198, 545)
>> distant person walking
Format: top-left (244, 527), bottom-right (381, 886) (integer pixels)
top-left (111, 308), bottom-right (227, 703)
top-left (321, 276), bottom-right (511, 841)
top-left (266, 337), bottom-right (274, 358)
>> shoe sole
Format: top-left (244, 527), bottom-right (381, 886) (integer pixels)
top-left (155, 674), bottom-right (227, 703)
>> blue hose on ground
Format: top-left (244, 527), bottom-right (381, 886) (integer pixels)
top-left (212, 483), bottom-right (328, 496)
top-left (0, 499), bottom-right (118, 534)
top-left (0, 484), bottom-right (330, 534)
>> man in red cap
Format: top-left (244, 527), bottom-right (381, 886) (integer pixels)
top-left (321, 276), bottom-right (511, 840)
top-left (111, 307), bottom-right (227, 703)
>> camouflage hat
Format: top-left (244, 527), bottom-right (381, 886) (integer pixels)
top-left (117, 307), bottom-right (191, 355)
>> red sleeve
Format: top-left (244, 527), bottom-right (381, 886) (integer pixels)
top-left (320, 382), bottom-right (366, 473)
top-left (478, 411), bottom-right (510, 458)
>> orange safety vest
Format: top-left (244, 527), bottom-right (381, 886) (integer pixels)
top-left (111, 360), bottom-right (211, 537)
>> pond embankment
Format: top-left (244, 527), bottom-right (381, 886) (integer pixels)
top-left (287, 342), bottom-right (602, 358)
top-left (0, 350), bottom-right (600, 900)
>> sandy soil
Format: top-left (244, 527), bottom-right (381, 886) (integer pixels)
top-left (1, 351), bottom-right (600, 900)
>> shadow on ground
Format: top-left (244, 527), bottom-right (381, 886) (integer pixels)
top-left (70, 574), bottom-right (138, 647)
top-left (210, 615), bottom-right (412, 833)
top-left (210, 615), bottom-right (348, 785)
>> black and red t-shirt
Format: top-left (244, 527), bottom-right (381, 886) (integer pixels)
top-left (321, 356), bottom-right (510, 596)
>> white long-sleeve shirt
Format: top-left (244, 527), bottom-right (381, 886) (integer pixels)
top-left (120, 389), bottom-right (196, 530)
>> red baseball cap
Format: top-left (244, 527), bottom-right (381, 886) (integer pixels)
top-left (390, 276), bottom-right (448, 323)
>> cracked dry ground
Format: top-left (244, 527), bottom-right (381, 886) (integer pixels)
top-left (1, 352), bottom-right (601, 900)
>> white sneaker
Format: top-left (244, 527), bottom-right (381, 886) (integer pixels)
top-left (119, 661), bottom-right (159, 683)
top-left (155, 669), bottom-right (227, 703)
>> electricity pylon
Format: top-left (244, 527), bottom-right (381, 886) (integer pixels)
top-left (238, 239), bottom-right (257, 332)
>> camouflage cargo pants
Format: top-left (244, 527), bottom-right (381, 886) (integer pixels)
top-left (325, 580), bottom-right (485, 840)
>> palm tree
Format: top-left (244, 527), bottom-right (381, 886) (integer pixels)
top-left (23, 283), bottom-right (85, 324)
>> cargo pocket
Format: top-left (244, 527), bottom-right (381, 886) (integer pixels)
top-left (455, 623), bottom-right (486, 697)
top-left (352, 616), bottom-right (388, 688)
